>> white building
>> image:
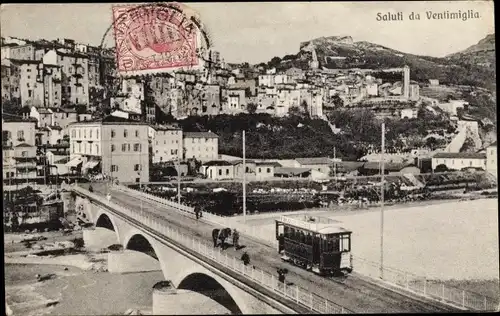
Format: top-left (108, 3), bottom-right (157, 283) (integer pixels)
top-left (274, 74), bottom-right (290, 85)
top-left (438, 100), bottom-right (468, 116)
top-left (183, 131), bottom-right (219, 161)
top-left (366, 83), bottom-right (378, 96)
top-left (152, 126), bottom-right (183, 163)
top-left (486, 142), bottom-right (497, 179)
top-left (258, 74), bottom-right (274, 87)
top-left (432, 152), bottom-right (486, 171)
top-left (401, 108), bottom-right (418, 119)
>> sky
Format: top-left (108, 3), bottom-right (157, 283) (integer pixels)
top-left (0, 1), bottom-right (495, 64)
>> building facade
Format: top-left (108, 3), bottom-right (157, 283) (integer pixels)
top-left (432, 152), bottom-right (486, 171)
top-left (69, 117), bottom-right (150, 182)
top-left (183, 132), bottom-right (219, 161)
top-left (2, 116), bottom-right (38, 182)
top-left (56, 51), bottom-right (89, 106)
top-left (486, 142), bottom-right (497, 179)
top-left (152, 126), bottom-right (183, 163)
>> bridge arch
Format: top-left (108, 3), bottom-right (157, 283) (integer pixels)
top-left (175, 269), bottom-right (251, 315)
top-left (94, 211), bottom-right (121, 243)
top-left (122, 230), bottom-right (170, 280)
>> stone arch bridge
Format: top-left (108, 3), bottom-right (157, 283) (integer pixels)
top-left (73, 190), bottom-right (310, 315)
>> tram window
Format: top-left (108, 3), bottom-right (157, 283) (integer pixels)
top-left (284, 226), bottom-right (290, 238)
top-left (333, 236), bottom-right (340, 252)
top-left (306, 233), bottom-right (312, 245)
top-left (340, 235), bottom-right (350, 251)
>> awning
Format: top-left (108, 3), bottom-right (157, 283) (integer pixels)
top-left (66, 157), bottom-right (82, 168)
top-left (83, 160), bottom-right (99, 170)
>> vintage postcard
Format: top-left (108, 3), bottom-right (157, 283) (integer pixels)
top-left (1, 1), bottom-right (497, 315)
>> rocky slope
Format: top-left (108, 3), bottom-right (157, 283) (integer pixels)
top-left (446, 33), bottom-right (495, 68)
top-left (273, 34), bottom-right (496, 91)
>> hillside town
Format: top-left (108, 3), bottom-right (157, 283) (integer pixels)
top-left (2, 3), bottom-right (498, 316)
top-left (1, 32), bottom-right (497, 227)
top-left (2, 35), bottom-right (497, 192)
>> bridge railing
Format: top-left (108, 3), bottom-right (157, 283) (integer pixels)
top-left (102, 185), bottom-right (498, 312)
top-left (74, 186), bottom-right (352, 314)
top-left (352, 257), bottom-right (499, 311)
top-left (116, 185), bottom-right (279, 248)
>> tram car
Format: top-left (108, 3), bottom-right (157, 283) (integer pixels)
top-left (275, 215), bottom-right (353, 276)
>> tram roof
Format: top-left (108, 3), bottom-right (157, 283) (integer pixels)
top-left (277, 215), bottom-right (352, 235)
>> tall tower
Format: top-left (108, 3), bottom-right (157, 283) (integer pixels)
top-left (402, 65), bottom-right (410, 99)
top-left (310, 49), bottom-right (319, 69)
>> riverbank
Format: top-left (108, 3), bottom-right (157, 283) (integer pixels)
top-left (5, 263), bottom-right (159, 315)
top-left (4, 230), bottom-right (231, 315)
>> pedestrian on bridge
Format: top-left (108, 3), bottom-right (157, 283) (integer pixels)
top-left (241, 251), bottom-right (250, 266)
top-left (106, 193), bottom-right (111, 202)
top-left (195, 205), bottom-right (201, 219)
top-left (232, 229), bottom-right (240, 250)
top-left (277, 268), bottom-right (288, 284)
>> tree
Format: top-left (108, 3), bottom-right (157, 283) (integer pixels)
top-left (460, 137), bottom-right (476, 153)
top-left (268, 56), bottom-right (282, 69)
top-left (187, 158), bottom-right (202, 176)
top-left (435, 164), bottom-right (448, 173)
top-left (247, 103), bottom-right (257, 114)
top-left (301, 100), bottom-right (309, 115)
top-left (331, 95), bottom-right (344, 107)
top-left (75, 104), bottom-right (87, 114)
top-left (425, 137), bottom-right (438, 150)
top-left (288, 106), bottom-right (302, 117)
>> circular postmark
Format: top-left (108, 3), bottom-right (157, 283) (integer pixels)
top-left (99, 2), bottom-right (212, 77)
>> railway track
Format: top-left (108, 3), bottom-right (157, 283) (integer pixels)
top-left (87, 183), bottom-right (459, 313)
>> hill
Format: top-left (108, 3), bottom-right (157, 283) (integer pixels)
top-left (175, 112), bottom-right (455, 161)
top-left (267, 35), bottom-right (496, 92)
top-left (446, 33), bottom-right (496, 68)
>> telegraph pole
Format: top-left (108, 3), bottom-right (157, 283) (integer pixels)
top-left (333, 146), bottom-right (337, 183)
top-left (242, 130), bottom-right (247, 223)
top-left (380, 122), bottom-right (386, 279)
top-left (176, 158), bottom-right (181, 205)
top-left (139, 153), bottom-right (143, 212)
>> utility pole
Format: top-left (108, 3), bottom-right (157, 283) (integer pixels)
top-left (139, 152), bottom-right (143, 212)
top-left (242, 130), bottom-right (247, 223)
top-left (380, 122), bottom-right (385, 280)
top-left (176, 158), bottom-right (181, 205)
top-left (333, 146), bottom-right (337, 183)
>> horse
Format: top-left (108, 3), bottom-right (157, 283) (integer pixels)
top-left (212, 228), bottom-right (232, 249)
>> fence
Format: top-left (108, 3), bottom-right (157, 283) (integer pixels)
top-left (112, 185), bottom-right (498, 312)
top-left (116, 185), bottom-right (279, 248)
top-left (353, 257), bottom-right (499, 311)
top-left (73, 186), bottom-right (351, 314)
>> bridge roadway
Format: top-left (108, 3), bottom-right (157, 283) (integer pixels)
top-left (88, 183), bottom-right (457, 314)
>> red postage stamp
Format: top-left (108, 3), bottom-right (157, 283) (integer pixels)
top-left (112, 3), bottom-right (202, 76)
